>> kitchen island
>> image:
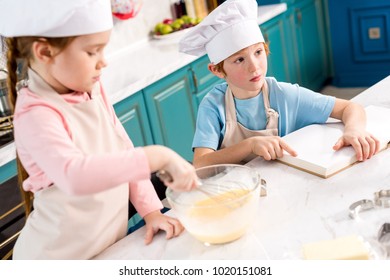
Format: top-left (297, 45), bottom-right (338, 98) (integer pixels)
top-left (94, 75), bottom-right (390, 260)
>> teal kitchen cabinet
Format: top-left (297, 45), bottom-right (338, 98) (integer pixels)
top-left (190, 55), bottom-right (223, 116)
top-left (328, 0), bottom-right (390, 87)
top-left (285, 0), bottom-right (330, 91)
top-left (143, 66), bottom-right (196, 162)
top-left (261, 13), bottom-right (291, 83)
top-left (258, 0), bottom-right (331, 90)
top-left (114, 90), bottom-right (154, 147)
top-left (0, 159), bottom-right (16, 185)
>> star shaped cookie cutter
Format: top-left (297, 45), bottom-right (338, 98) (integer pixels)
top-left (374, 189), bottom-right (390, 208)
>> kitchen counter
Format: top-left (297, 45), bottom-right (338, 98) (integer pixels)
top-left (93, 75), bottom-right (390, 260)
top-left (0, 4), bottom-right (287, 169)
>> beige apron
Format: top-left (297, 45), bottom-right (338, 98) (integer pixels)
top-left (221, 81), bottom-right (279, 163)
top-left (13, 70), bottom-right (129, 259)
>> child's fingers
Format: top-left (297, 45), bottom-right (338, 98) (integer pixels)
top-left (167, 219), bottom-right (184, 237)
top-left (279, 140), bottom-right (297, 157)
top-left (159, 219), bottom-right (185, 240)
top-left (369, 135), bottom-right (381, 155)
top-left (267, 147), bottom-right (277, 160)
top-left (332, 138), bottom-right (344, 151)
top-left (274, 144), bottom-right (284, 158)
top-left (144, 228), bottom-right (154, 245)
top-left (158, 222), bottom-right (175, 240)
top-left (349, 139), bottom-right (363, 161)
top-left (359, 137), bottom-right (371, 160)
top-left (166, 178), bottom-right (192, 192)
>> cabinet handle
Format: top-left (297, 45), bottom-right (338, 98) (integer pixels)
top-left (264, 33), bottom-right (269, 43)
top-left (191, 69), bottom-right (198, 91)
top-left (296, 8), bottom-right (302, 25)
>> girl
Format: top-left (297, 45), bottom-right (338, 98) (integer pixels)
top-left (179, 0), bottom-right (380, 168)
top-left (0, 0), bottom-right (198, 259)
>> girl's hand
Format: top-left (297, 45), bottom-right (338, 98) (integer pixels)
top-left (143, 145), bottom-right (198, 192)
top-left (251, 136), bottom-right (297, 160)
top-left (162, 153), bottom-right (198, 192)
top-left (333, 129), bottom-right (380, 161)
top-left (143, 210), bottom-right (184, 245)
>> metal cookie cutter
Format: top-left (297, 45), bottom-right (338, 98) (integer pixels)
top-left (260, 178), bottom-right (267, 197)
top-left (378, 223), bottom-right (390, 243)
top-left (348, 199), bottom-right (375, 219)
top-left (378, 223), bottom-right (390, 255)
top-left (374, 189), bottom-right (390, 208)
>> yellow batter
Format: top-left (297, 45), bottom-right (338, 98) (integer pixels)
top-left (187, 189), bottom-right (252, 244)
top-left (189, 189), bottom-right (251, 218)
top-left (191, 226), bottom-right (248, 244)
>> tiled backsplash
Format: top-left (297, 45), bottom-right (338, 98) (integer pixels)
top-left (106, 0), bottom-right (173, 56)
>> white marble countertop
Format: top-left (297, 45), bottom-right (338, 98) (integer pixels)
top-left (94, 75), bottom-right (390, 260)
top-left (0, 4), bottom-right (287, 169)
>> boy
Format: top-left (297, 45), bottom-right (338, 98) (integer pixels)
top-left (179, 0), bottom-right (379, 168)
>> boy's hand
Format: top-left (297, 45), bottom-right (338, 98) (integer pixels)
top-left (333, 130), bottom-right (380, 161)
top-left (143, 210), bottom-right (184, 245)
top-left (251, 136), bottom-right (297, 160)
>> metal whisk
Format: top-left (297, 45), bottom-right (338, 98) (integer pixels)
top-left (156, 170), bottom-right (251, 208)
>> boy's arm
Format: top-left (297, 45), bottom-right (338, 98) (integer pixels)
top-left (193, 140), bottom-right (253, 168)
top-left (330, 98), bottom-right (380, 161)
top-left (193, 136), bottom-right (296, 168)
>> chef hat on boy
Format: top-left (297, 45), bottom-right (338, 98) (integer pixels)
top-left (0, 0), bottom-right (113, 37)
top-left (179, 0), bottom-right (264, 64)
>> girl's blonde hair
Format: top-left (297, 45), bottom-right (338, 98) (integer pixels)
top-left (6, 36), bottom-right (74, 216)
top-left (213, 42), bottom-right (270, 77)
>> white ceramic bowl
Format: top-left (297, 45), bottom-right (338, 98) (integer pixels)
top-left (166, 164), bottom-right (262, 245)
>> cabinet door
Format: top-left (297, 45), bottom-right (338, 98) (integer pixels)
top-left (190, 55), bottom-right (223, 115)
top-left (114, 91), bottom-right (154, 147)
top-left (143, 67), bottom-right (196, 162)
top-left (328, 0), bottom-right (390, 87)
top-left (0, 159), bottom-right (16, 185)
top-left (261, 14), bottom-right (291, 83)
top-left (288, 0), bottom-right (330, 91)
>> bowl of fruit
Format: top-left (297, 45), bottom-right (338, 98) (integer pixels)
top-left (152, 15), bottom-right (201, 40)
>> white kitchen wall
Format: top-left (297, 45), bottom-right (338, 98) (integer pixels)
top-left (106, 0), bottom-right (174, 56)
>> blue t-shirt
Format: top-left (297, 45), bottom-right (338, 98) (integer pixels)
top-left (192, 77), bottom-right (336, 150)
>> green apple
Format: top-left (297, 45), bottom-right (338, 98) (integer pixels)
top-left (181, 15), bottom-right (191, 24)
top-left (174, 18), bottom-right (185, 26)
top-left (160, 24), bottom-right (173, 35)
top-left (154, 22), bottom-right (164, 34)
top-left (171, 22), bottom-right (181, 31)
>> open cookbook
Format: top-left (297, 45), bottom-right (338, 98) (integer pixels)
top-left (277, 105), bottom-right (390, 178)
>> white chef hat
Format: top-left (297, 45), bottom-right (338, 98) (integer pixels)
top-left (0, 0), bottom-right (113, 37)
top-left (179, 0), bottom-right (264, 64)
